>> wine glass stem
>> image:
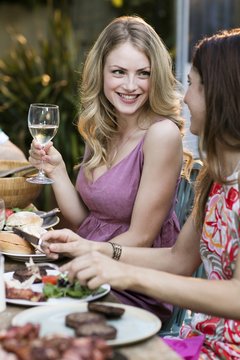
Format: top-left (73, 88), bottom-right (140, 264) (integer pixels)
top-left (39, 153), bottom-right (45, 178)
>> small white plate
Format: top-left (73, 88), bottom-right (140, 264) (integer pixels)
top-left (12, 302), bottom-right (162, 346)
top-left (4, 270), bottom-right (110, 306)
top-left (38, 213), bottom-right (60, 229)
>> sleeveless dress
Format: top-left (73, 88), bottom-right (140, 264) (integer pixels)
top-left (180, 167), bottom-right (240, 359)
top-left (76, 136), bottom-right (180, 322)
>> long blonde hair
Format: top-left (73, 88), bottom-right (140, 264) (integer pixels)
top-left (78, 16), bottom-right (185, 176)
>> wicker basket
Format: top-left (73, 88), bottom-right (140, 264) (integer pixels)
top-left (0, 161), bottom-right (42, 208)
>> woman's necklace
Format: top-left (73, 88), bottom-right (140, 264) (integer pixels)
top-left (107, 127), bottom-right (140, 169)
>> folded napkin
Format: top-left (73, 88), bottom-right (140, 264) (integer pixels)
top-left (163, 335), bottom-right (205, 360)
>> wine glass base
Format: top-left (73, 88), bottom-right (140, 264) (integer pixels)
top-left (26, 176), bottom-right (54, 185)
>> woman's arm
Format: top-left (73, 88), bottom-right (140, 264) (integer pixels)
top-left (109, 120), bottom-right (183, 247)
top-left (43, 214), bottom-right (201, 274)
top-left (60, 227), bottom-right (240, 320)
top-left (29, 140), bottom-right (88, 228)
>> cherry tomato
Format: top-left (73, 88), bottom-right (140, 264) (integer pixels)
top-left (5, 209), bottom-right (14, 219)
top-left (42, 275), bottom-right (58, 285)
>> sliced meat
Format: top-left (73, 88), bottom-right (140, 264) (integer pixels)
top-left (74, 322), bottom-right (117, 340)
top-left (88, 302), bottom-right (125, 319)
top-left (5, 286), bottom-right (46, 302)
top-left (0, 326), bottom-right (114, 360)
top-left (65, 312), bottom-right (105, 329)
top-left (13, 267), bottom-right (47, 283)
top-left (62, 337), bottom-right (113, 360)
top-left (30, 336), bottom-right (72, 360)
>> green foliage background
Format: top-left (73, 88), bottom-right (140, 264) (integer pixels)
top-left (0, 0), bottom-right (175, 209)
top-left (0, 7), bottom-right (83, 208)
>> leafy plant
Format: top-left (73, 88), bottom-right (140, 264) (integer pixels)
top-left (0, 8), bottom-right (84, 208)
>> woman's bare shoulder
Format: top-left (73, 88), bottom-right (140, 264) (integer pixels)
top-left (146, 117), bottom-right (182, 143)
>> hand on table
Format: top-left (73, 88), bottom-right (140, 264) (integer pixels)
top-left (60, 251), bottom-right (134, 290)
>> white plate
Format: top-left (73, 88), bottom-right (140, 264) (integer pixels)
top-left (1, 252), bottom-right (48, 263)
top-left (35, 211), bottom-right (60, 229)
top-left (42, 216), bottom-right (59, 229)
top-left (4, 270), bottom-right (110, 306)
top-left (12, 301), bottom-right (161, 346)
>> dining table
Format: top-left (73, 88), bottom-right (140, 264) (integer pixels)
top-left (0, 255), bottom-right (183, 360)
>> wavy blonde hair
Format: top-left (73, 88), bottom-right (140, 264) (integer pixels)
top-left (78, 16), bottom-right (185, 177)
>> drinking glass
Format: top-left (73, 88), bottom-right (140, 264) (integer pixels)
top-left (0, 199), bottom-right (5, 231)
top-left (27, 103), bottom-right (60, 184)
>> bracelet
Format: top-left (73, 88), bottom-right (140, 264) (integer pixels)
top-left (109, 242), bottom-right (122, 261)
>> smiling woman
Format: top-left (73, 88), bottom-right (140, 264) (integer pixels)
top-left (29, 15), bottom-right (189, 323)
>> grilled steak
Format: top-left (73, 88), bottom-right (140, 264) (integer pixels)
top-left (65, 312), bottom-right (105, 329)
top-left (74, 322), bottom-right (117, 340)
top-left (88, 302), bottom-right (125, 319)
top-left (13, 267), bottom-right (47, 283)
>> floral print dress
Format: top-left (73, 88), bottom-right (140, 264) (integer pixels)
top-left (181, 167), bottom-right (240, 359)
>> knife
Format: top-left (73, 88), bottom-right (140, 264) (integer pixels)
top-left (36, 208), bottom-right (61, 219)
top-left (12, 227), bottom-right (44, 253)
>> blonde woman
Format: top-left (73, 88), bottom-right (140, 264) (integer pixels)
top-left (30, 16), bottom-right (186, 322)
top-left (46, 29), bottom-right (240, 358)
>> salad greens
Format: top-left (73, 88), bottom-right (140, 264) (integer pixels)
top-left (43, 273), bottom-right (105, 299)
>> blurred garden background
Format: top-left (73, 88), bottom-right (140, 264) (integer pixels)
top-left (0, 0), bottom-right (239, 211)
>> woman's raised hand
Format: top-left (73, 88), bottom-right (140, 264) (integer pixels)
top-left (40, 229), bottom-right (92, 259)
top-left (28, 140), bottom-right (64, 176)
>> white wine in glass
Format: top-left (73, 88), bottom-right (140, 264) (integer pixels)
top-left (27, 103), bottom-right (59, 184)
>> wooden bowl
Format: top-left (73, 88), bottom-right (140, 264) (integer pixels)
top-left (0, 161), bottom-right (42, 208)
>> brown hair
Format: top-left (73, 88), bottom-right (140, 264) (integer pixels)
top-left (192, 28), bottom-right (240, 230)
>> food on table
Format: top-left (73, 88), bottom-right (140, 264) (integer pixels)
top-left (0, 232), bottom-right (34, 254)
top-left (0, 323), bottom-right (113, 360)
top-left (42, 273), bottom-right (104, 299)
top-left (5, 264), bottom-right (106, 303)
top-left (65, 312), bottom-right (106, 328)
top-left (5, 262), bottom-right (48, 302)
top-left (20, 224), bottom-right (47, 238)
top-left (13, 266), bottom-right (47, 283)
top-left (66, 311), bottom-right (118, 340)
top-left (41, 275), bottom-right (58, 285)
top-left (75, 322), bottom-right (117, 340)
top-left (5, 208), bottom-right (14, 219)
top-left (5, 211), bottom-right (43, 231)
top-left (88, 302), bottom-right (125, 319)
top-left (5, 286), bottom-right (45, 302)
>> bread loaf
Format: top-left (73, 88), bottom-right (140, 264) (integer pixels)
top-left (0, 232), bottom-right (34, 254)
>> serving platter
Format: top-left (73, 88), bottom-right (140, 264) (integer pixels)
top-left (12, 302), bottom-right (162, 346)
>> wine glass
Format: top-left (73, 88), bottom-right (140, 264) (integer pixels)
top-left (27, 103), bottom-right (59, 184)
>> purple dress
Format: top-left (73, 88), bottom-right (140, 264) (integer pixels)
top-left (76, 136), bottom-right (180, 322)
